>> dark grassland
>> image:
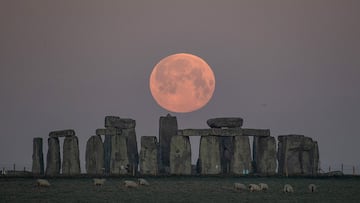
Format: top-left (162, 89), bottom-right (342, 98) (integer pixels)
top-left (0, 176), bottom-right (359, 203)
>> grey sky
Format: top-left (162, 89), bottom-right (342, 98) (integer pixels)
top-left (1, 0), bottom-right (359, 172)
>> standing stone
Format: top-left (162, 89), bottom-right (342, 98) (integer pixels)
top-left (86, 135), bottom-right (104, 175)
top-left (103, 134), bottom-right (112, 174)
top-left (122, 128), bottom-right (139, 175)
top-left (62, 136), bottom-right (81, 176)
top-left (277, 135), bottom-right (319, 176)
top-left (159, 114), bottom-right (178, 173)
top-left (45, 137), bottom-right (60, 176)
top-left (230, 136), bottom-right (252, 175)
top-left (32, 137), bottom-right (44, 175)
top-left (110, 135), bottom-right (129, 175)
top-left (170, 136), bottom-right (191, 175)
top-left (140, 136), bottom-right (159, 175)
top-left (220, 137), bottom-right (233, 174)
top-left (253, 136), bottom-right (277, 175)
top-left (199, 136), bottom-right (221, 175)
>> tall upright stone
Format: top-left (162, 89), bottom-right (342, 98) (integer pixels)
top-left (32, 137), bottom-right (44, 175)
top-left (122, 127), bottom-right (139, 175)
top-left (140, 136), bottom-right (159, 175)
top-left (253, 136), bottom-right (277, 175)
top-left (159, 114), bottom-right (178, 173)
top-left (45, 137), bottom-right (60, 176)
top-left (103, 134), bottom-right (112, 175)
top-left (277, 135), bottom-right (319, 176)
top-left (230, 135), bottom-right (252, 175)
top-left (86, 135), bottom-right (104, 175)
top-left (110, 134), bottom-right (129, 175)
top-left (199, 136), bottom-right (221, 175)
top-left (62, 136), bottom-right (81, 176)
top-left (170, 136), bottom-right (191, 175)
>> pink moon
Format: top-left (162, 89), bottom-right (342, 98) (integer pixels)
top-left (149, 53), bottom-right (216, 113)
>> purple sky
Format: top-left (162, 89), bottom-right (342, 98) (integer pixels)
top-left (1, 0), bottom-right (359, 172)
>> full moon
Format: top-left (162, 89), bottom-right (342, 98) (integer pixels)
top-left (149, 53), bottom-right (215, 113)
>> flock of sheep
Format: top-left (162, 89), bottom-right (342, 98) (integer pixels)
top-left (36, 178), bottom-right (150, 188)
top-left (234, 182), bottom-right (317, 193)
top-left (36, 179), bottom-right (317, 193)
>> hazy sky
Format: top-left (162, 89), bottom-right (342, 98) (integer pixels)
top-left (1, 0), bottom-right (359, 172)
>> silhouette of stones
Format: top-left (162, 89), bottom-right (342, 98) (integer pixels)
top-left (140, 136), bottom-right (159, 175)
top-left (45, 137), bottom-right (60, 176)
top-left (277, 135), bottom-right (319, 176)
top-left (103, 135), bottom-right (112, 174)
top-left (199, 136), bottom-right (221, 174)
top-left (96, 128), bottom-right (121, 136)
top-left (230, 135), bottom-right (252, 175)
top-left (220, 137), bottom-right (233, 173)
top-left (32, 137), bottom-right (44, 175)
top-left (207, 117), bottom-right (243, 128)
top-left (110, 135), bottom-right (129, 174)
top-left (49, 129), bottom-right (75, 138)
top-left (170, 136), bottom-right (191, 175)
top-left (105, 116), bottom-right (136, 129)
top-left (253, 136), bottom-right (277, 175)
top-left (62, 136), bottom-right (81, 175)
top-left (159, 114), bottom-right (178, 173)
top-left (242, 128), bottom-right (270, 137)
top-left (86, 135), bottom-right (104, 175)
top-left (122, 128), bottom-right (139, 175)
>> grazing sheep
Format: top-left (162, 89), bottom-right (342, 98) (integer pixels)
top-left (283, 184), bottom-right (294, 193)
top-left (93, 178), bottom-right (106, 186)
top-left (308, 184), bottom-right (317, 192)
top-left (249, 184), bottom-right (261, 192)
top-left (36, 179), bottom-right (50, 187)
top-left (124, 180), bottom-right (138, 188)
top-left (234, 183), bottom-right (247, 191)
top-left (138, 178), bottom-right (150, 186)
top-left (259, 183), bottom-right (269, 191)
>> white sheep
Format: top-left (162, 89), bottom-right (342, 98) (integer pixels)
top-left (234, 183), bottom-right (247, 191)
top-left (93, 178), bottom-right (106, 186)
top-left (308, 184), bottom-right (317, 192)
top-left (138, 178), bottom-right (150, 186)
top-left (249, 184), bottom-right (261, 192)
top-left (283, 184), bottom-right (294, 193)
top-left (259, 183), bottom-right (269, 191)
top-left (124, 180), bottom-right (138, 188)
top-left (36, 179), bottom-right (50, 187)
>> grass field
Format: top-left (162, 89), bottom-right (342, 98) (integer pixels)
top-left (1, 176), bottom-right (359, 202)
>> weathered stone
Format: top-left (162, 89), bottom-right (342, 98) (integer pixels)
top-left (159, 114), bottom-right (178, 173)
top-left (199, 136), bottom-right (221, 175)
top-left (170, 136), bottom-right (191, 175)
top-left (86, 135), bottom-right (104, 175)
top-left (105, 116), bottom-right (136, 129)
top-left (242, 128), bottom-right (270, 137)
top-left (96, 128), bottom-right (121, 136)
top-left (110, 135), bottom-right (129, 175)
top-left (45, 137), bottom-right (60, 176)
top-left (103, 135), bottom-right (112, 174)
top-left (178, 128), bottom-right (242, 136)
top-left (49, 129), bottom-right (75, 138)
top-left (140, 136), bottom-right (159, 175)
top-left (32, 137), bottom-right (44, 175)
top-left (230, 136), bottom-right (252, 175)
top-left (277, 135), bottom-right (319, 176)
top-left (122, 128), bottom-right (139, 175)
top-left (220, 137), bottom-right (233, 173)
top-left (207, 117), bottom-right (244, 128)
top-left (253, 136), bottom-right (277, 175)
top-left (62, 136), bottom-right (81, 175)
